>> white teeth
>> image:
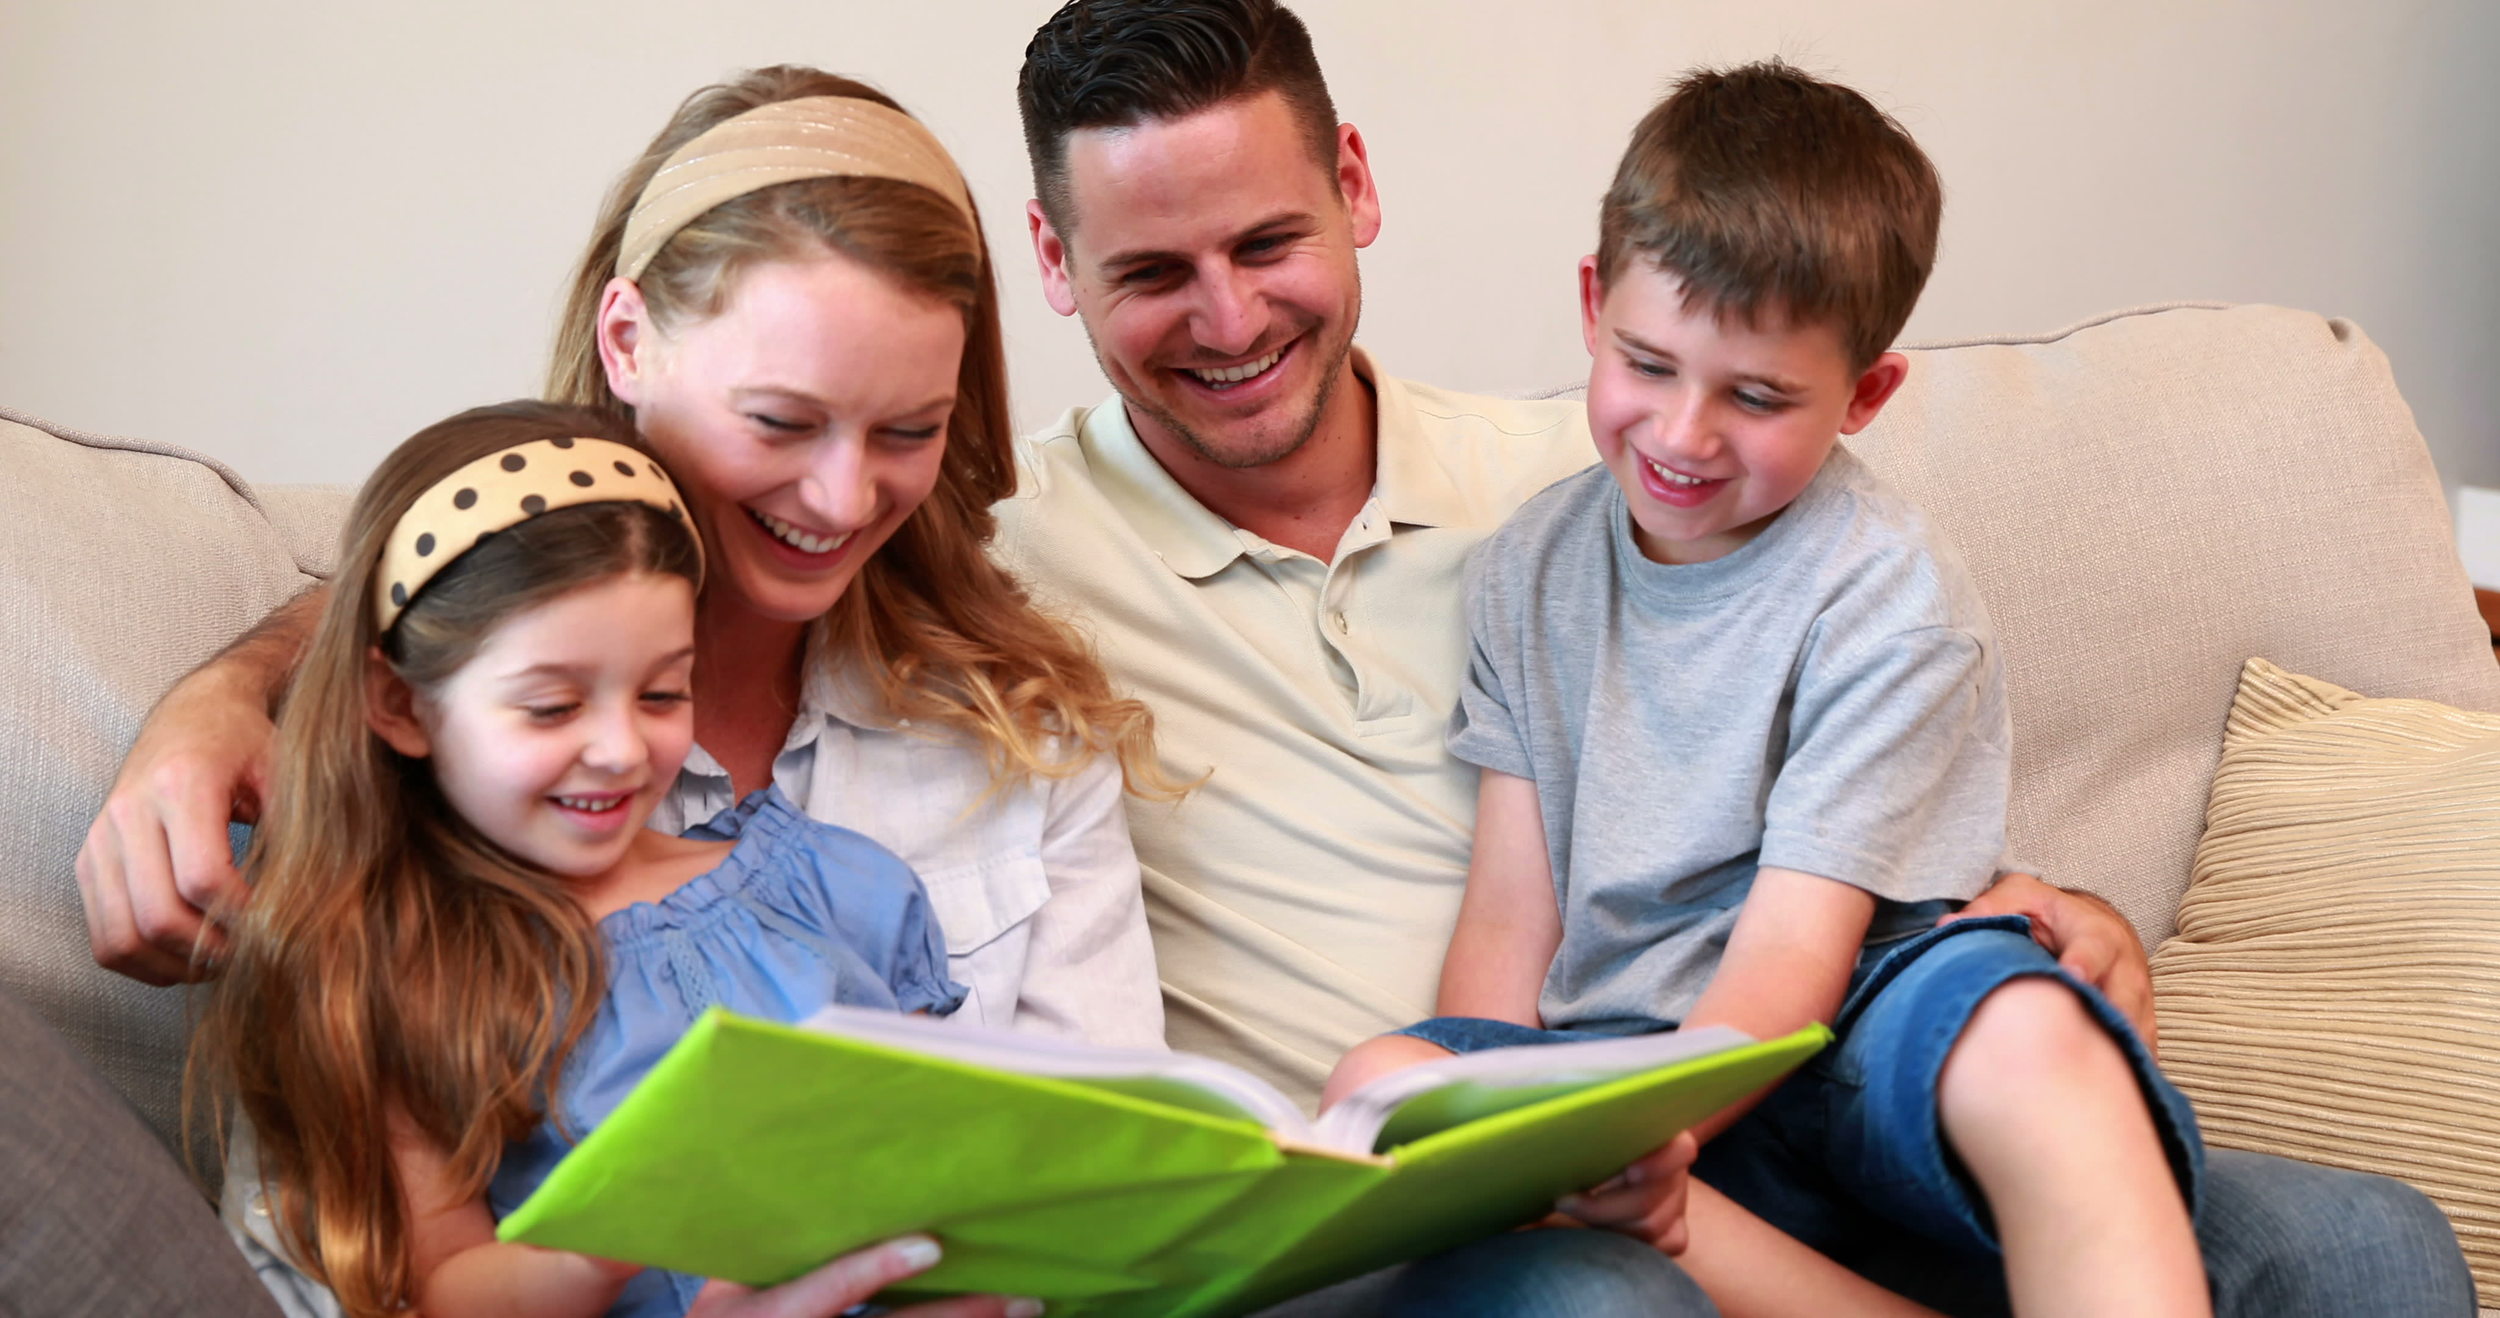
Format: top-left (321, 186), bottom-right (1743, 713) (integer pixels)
top-left (1187, 347), bottom-right (1284, 387)
top-left (752, 509), bottom-right (855, 555)
top-left (1646, 457), bottom-right (1711, 487)
top-left (555, 796), bottom-right (624, 813)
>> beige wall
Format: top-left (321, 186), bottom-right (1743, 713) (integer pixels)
top-left (3, 0), bottom-right (2494, 494)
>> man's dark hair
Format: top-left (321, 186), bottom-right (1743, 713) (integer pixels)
top-left (1598, 60), bottom-right (1943, 369)
top-left (1019, 0), bottom-right (1340, 233)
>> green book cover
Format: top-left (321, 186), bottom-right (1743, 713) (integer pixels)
top-left (499, 1010), bottom-right (1826, 1316)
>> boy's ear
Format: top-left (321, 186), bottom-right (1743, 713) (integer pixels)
top-left (364, 647), bottom-right (431, 759)
top-left (1838, 351), bottom-right (1911, 436)
top-left (1577, 256), bottom-right (1605, 357)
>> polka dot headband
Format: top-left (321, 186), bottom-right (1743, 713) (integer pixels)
top-left (616, 95), bottom-right (975, 282)
top-left (374, 437), bottom-right (699, 633)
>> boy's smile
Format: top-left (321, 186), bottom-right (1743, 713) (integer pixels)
top-left (1579, 257), bottom-right (1906, 565)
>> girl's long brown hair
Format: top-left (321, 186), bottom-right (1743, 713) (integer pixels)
top-left (186, 401), bottom-right (703, 1317)
top-left (549, 66), bottom-right (1179, 797)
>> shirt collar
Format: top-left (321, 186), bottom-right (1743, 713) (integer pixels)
top-left (1077, 346), bottom-right (1471, 580)
top-left (674, 626), bottom-right (890, 788)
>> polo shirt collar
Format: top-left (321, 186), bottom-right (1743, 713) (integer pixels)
top-left (1076, 346), bottom-right (1472, 580)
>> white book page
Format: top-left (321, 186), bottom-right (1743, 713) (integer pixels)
top-left (796, 1003), bottom-right (1313, 1138)
top-left (1310, 1025), bottom-right (1757, 1153)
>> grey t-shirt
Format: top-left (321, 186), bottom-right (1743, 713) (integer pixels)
top-left (1449, 447), bottom-right (2010, 1033)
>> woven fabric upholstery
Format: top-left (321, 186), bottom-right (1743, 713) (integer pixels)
top-left (2152, 658), bottom-right (2500, 1306)
top-left (1854, 304), bottom-right (2500, 943)
top-left (0, 405), bottom-right (324, 1156)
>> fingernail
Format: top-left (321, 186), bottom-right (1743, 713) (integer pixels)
top-left (891, 1235), bottom-right (942, 1270)
top-left (1006, 1298), bottom-right (1046, 1317)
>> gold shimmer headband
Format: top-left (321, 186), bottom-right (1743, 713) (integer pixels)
top-left (375, 438), bottom-right (699, 632)
top-left (616, 96), bottom-right (975, 281)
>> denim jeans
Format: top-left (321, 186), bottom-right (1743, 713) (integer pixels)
top-left (1256, 1226), bottom-right (1713, 1318)
top-left (1378, 917), bottom-right (2473, 1316)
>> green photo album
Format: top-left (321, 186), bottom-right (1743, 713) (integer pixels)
top-left (497, 1004), bottom-right (1828, 1317)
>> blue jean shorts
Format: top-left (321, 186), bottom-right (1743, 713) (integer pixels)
top-left (1394, 915), bottom-right (2203, 1260)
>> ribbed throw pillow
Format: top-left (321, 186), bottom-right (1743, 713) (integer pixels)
top-left (2151, 657), bottom-right (2500, 1304)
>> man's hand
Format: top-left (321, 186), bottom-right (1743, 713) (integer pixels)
top-left (75, 667), bottom-right (277, 984)
top-left (1552, 1130), bottom-right (1698, 1254)
top-left (1942, 872), bottom-right (2157, 1053)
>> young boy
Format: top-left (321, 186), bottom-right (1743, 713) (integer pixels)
top-left (1329, 63), bottom-right (2209, 1317)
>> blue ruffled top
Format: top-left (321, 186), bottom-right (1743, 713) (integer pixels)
top-left (487, 788), bottom-right (964, 1315)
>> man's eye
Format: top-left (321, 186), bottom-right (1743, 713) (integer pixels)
top-left (1118, 263), bottom-right (1173, 287)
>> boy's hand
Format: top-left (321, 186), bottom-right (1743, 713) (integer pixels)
top-left (1942, 872), bottom-right (2157, 1054)
top-left (1552, 1130), bottom-right (1698, 1254)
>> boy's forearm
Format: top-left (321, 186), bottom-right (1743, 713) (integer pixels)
top-left (1679, 866), bottom-right (1872, 1142)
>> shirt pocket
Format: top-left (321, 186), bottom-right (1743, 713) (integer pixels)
top-left (920, 849), bottom-right (1051, 1031)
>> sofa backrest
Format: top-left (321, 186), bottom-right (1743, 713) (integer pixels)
top-left (1857, 303), bottom-right (2500, 941)
top-left (0, 405), bottom-right (346, 1157)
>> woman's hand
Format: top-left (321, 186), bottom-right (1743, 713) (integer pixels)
top-left (1941, 872), bottom-right (2156, 1053)
top-left (688, 1235), bottom-right (1042, 1318)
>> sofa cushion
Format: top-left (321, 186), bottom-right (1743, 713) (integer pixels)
top-left (0, 404), bottom-right (329, 1155)
top-left (1857, 303), bottom-right (2500, 943)
top-left (2150, 657), bottom-right (2500, 1305)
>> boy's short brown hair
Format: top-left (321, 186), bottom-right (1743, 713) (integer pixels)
top-left (1597, 60), bottom-right (1942, 369)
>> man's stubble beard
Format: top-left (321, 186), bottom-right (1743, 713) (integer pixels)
top-left (1089, 273), bottom-right (1362, 473)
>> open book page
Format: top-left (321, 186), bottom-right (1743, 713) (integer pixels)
top-left (799, 1003), bottom-right (1314, 1137)
top-left (1312, 1025), bottom-right (1756, 1153)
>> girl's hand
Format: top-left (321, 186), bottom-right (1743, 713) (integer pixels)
top-left (688, 1235), bottom-right (1042, 1318)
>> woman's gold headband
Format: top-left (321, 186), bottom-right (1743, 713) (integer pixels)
top-left (616, 96), bottom-right (974, 281)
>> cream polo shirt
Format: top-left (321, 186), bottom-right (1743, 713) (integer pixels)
top-left (993, 349), bottom-right (1595, 1107)
top-left (649, 644), bottom-right (1166, 1052)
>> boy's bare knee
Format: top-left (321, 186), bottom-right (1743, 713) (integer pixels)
top-left (1322, 1034), bottom-right (1453, 1111)
top-left (1938, 976), bottom-right (2128, 1125)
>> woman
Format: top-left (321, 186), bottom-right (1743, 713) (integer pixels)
top-left (543, 67), bottom-right (1176, 1045)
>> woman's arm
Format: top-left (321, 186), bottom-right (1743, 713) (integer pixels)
top-left (1011, 752), bottom-right (1166, 1049)
top-left (1434, 768), bottom-right (1562, 1024)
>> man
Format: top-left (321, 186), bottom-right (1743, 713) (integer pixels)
top-left (996, 1), bottom-right (2473, 1313)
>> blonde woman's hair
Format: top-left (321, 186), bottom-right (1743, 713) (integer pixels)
top-left (187, 401), bottom-right (703, 1318)
top-left (550, 66), bottom-right (1177, 797)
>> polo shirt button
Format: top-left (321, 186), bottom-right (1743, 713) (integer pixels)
top-left (1332, 611), bottom-right (1351, 635)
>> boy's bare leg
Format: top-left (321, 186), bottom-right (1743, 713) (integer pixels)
top-left (1939, 977), bottom-right (2208, 1318)
top-left (1675, 1181), bottom-right (1944, 1318)
top-left (1318, 1034), bottom-right (1452, 1111)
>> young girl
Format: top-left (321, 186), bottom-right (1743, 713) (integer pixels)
top-left (191, 401), bottom-right (992, 1318)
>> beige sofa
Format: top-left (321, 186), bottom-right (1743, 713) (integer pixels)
top-left (4, 301), bottom-right (2496, 1269)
